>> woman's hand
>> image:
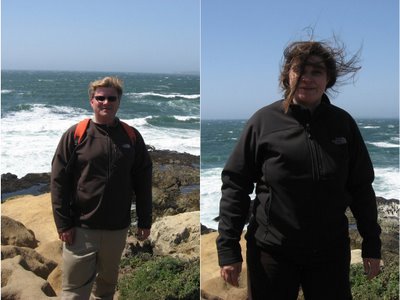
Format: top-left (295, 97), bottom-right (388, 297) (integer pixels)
top-left (363, 258), bottom-right (381, 280)
top-left (220, 262), bottom-right (242, 287)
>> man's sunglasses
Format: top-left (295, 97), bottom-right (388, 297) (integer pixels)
top-left (94, 96), bottom-right (118, 102)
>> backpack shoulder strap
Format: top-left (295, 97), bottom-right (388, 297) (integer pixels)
top-left (120, 121), bottom-right (137, 144)
top-left (74, 118), bottom-right (91, 145)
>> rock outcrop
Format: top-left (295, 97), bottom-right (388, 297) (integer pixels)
top-left (1, 216), bottom-right (38, 248)
top-left (1, 255), bottom-right (57, 299)
top-left (149, 211), bottom-right (200, 261)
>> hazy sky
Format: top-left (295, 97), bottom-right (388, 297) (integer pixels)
top-left (2, 0), bottom-right (200, 73)
top-left (201, 0), bottom-right (399, 119)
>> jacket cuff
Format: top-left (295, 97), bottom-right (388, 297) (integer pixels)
top-left (217, 244), bottom-right (243, 266)
top-left (361, 237), bottom-right (382, 259)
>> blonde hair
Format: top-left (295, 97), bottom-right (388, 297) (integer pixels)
top-left (88, 76), bottom-right (123, 100)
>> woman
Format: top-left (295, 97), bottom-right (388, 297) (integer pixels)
top-left (216, 40), bottom-right (381, 299)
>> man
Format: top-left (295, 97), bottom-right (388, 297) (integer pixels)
top-left (51, 76), bottom-right (152, 299)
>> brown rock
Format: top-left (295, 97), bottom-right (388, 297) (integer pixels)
top-left (1, 245), bottom-right (57, 280)
top-left (150, 211), bottom-right (200, 261)
top-left (201, 231), bottom-right (248, 300)
top-left (1, 255), bottom-right (57, 299)
top-left (1, 216), bottom-right (38, 248)
top-left (1, 194), bottom-right (59, 245)
top-left (47, 265), bottom-right (62, 296)
top-left (36, 240), bottom-right (63, 266)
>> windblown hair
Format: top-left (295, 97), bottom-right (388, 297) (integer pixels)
top-left (88, 76), bottom-right (124, 100)
top-left (279, 39), bottom-right (361, 112)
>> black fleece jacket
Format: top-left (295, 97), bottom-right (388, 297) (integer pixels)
top-left (217, 95), bottom-right (381, 266)
top-left (51, 118), bottom-right (152, 233)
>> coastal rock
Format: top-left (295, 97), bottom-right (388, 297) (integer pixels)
top-left (36, 240), bottom-right (63, 266)
top-left (376, 197), bottom-right (399, 220)
top-left (201, 224), bottom-right (217, 235)
top-left (123, 235), bottom-right (153, 258)
top-left (1, 245), bottom-right (57, 280)
top-left (150, 211), bottom-right (200, 261)
top-left (149, 149), bottom-right (199, 167)
top-left (200, 231), bottom-right (247, 300)
top-left (1, 216), bottom-right (38, 248)
top-left (1, 194), bottom-right (59, 246)
top-left (1, 255), bottom-right (57, 299)
top-left (1, 172), bottom-right (50, 196)
top-left (47, 266), bottom-right (63, 296)
top-left (152, 163), bottom-right (199, 218)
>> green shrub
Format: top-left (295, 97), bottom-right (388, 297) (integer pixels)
top-left (118, 256), bottom-right (199, 300)
top-left (350, 260), bottom-right (399, 300)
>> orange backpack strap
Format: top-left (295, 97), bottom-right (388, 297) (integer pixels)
top-left (120, 121), bottom-right (137, 144)
top-left (74, 118), bottom-right (91, 145)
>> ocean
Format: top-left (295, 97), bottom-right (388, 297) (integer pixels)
top-left (1, 70), bottom-right (200, 178)
top-left (200, 118), bottom-right (400, 229)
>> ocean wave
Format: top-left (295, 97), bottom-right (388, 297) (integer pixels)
top-left (126, 92), bottom-right (200, 100)
top-left (5, 103), bottom-right (89, 117)
top-left (200, 168), bottom-right (223, 229)
top-left (374, 167), bottom-right (400, 200)
top-left (367, 141), bottom-right (399, 148)
top-left (174, 115), bottom-right (199, 122)
top-left (363, 126), bottom-right (381, 129)
top-left (391, 136), bottom-right (400, 143)
top-left (1, 89), bottom-right (14, 94)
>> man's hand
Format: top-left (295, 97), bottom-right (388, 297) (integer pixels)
top-left (220, 262), bottom-right (242, 287)
top-left (136, 228), bottom-right (150, 241)
top-left (363, 258), bottom-right (381, 280)
top-left (59, 228), bottom-right (75, 245)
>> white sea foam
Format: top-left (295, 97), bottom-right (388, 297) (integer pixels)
top-left (200, 168), bottom-right (223, 229)
top-left (173, 115), bottom-right (199, 121)
top-left (128, 119), bottom-right (200, 156)
top-left (126, 92), bottom-right (200, 100)
top-left (363, 126), bottom-right (381, 129)
top-left (1, 104), bottom-right (199, 178)
top-left (373, 167), bottom-right (400, 200)
top-left (1, 90), bottom-right (14, 94)
top-left (367, 141), bottom-right (399, 148)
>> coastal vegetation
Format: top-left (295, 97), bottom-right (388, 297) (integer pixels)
top-left (118, 254), bottom-right (200, 300)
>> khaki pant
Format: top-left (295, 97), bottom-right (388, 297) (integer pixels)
top-left (61, 227), bottom-right (129, 300)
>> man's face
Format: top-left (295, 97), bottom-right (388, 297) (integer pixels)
top-left (90, 87), bottom-right (120, 125)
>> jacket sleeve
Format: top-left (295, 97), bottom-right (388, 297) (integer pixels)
top-left (216, 119), bottom-right (260, 266)
top-left (347, 118), bottom-right (381, 259)
top-left (51, 127), bottom-right (76, 233)
top-left (131, 129), bottom-right (153, 229)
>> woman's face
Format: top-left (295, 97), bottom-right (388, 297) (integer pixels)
top-left (289, 55), bottom-right (329, 110)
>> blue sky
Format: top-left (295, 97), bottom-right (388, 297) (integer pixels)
top-left (201, 0), bottom-right (399, 119)
top-left (2, 0), bottom-right (200, 73)
top-left (2, 1), bottom-right (399, 118)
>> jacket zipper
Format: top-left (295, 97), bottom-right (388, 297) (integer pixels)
top-left (305, 123), bottom-right (321, 181)
top-left (107, 133), bottom-right (111, 180)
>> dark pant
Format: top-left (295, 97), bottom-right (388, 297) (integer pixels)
top-left (246, 240), bottom-right (352, 300)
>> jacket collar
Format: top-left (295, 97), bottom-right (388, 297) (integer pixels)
top-left (288, 93), bottom-right (331, 124)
